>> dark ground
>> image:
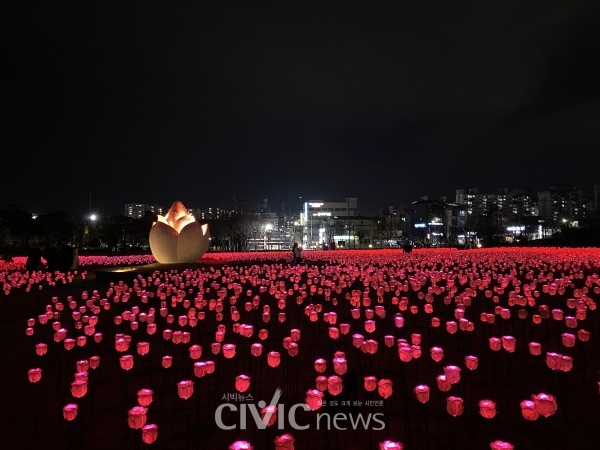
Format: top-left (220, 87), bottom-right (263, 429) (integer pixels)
top-left (1, 260), bottom-right (599, 450)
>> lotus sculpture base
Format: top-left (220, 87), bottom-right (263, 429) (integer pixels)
top-left (149, 201), bottom-right (210, 264)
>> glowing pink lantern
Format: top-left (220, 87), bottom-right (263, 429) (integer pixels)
top-left (437, 375), bottom-right (451, 392)
top-left (377, 379), bottom-right (393, 399)
top-left (532, 393), bottom-right (557, 417)
top-left (314, 358), bottom-right (327, 373)
top-left (287, 342), bottom-right (299, 357)
top-left (206, 361), bottom-right (215, 373)
top-left (35, 343), bottom-right (48, 356)
top-left (64, 338), bottom-right (75, 351)
top-left (120, 355), bottom-right (134, 371)
top-left (546, 352), bottom-right (561, 370)
top-left (28, 368), bottom-right (42, 383)
top-left (559, 355), bottom-right (573, 372)
top-left (71, 380), bottom-right (88, 398)
top-left (74, 372), bottom-right (88, 382)
top-left (411, 333), bottom-right (421, 345)
top-left (333, 357), bottom-right (347, 375)
top-left (561, 333), bottom-right (576, 347)
top-left (229, 441), bottom-right (253, 450)
top-left (261, 405), bottom-right (278, 426)
top-left (127, 406), bottom-right (148, 430)
top-left (352, 334), bottom-right (364, 348)
top-left (189, 344), bottom-right (202, 359)
top-left (364, 339), bottom-right (378, 354)
top-left (489, 441), bottom-right (514, 450)
top-left (399, 345), bottom-right (412, 362)
top-left (479, 399), bottom-right (497, 418)
top-left (162, 356), bottom-right (172, 369)
top-left (430, 347), bottom-right (444, 362)
top-left (394, 314), bottom-right (404, 328)
top-left (76, 360), bottom-right (89, 372)
top-left (193, 362), bottom-right (207, 378)
top-left (501, 336), bottom-right (516, 353)
top-left (446, 321), bottom-right (457, 334)
top-left (241, 341), bottom-right (259, 357)
top-left (384, 335), bottom-right (395, 347)
top-left (327, 375), bottom-right (343, 396)
top-left (489, 337), bottom-right (502, 351)
top-left (177, 380), bottom-right (194, 400)
top-left (316, 376), bottom-right (328, 392)
top-left (414, 384), bottom-right (430, 403)
top-left (431, 317), bottom-right (440, 327)
top-left (137, 342), bottom-right (150, 356)
top-left (138, 389), bottom-right (153, 406)
top-left (329, 327), bottom-right (340, 339)
top-left (577, 329), bottom-right (591, 341)
top-left (529, 342), bottom-right (541, 355)
top-left (379, 441), bottom-right (404, 450)
top-left (223, 344), bottom-right (236, 358)
top-left (340, 323), bottom-right (350, 334)
top-left (89, 356), bottom-right (100, 369)
top-left (269, 433), bottom-right (295, 450)
top-left (235, 375), bottom-right (251, 393)
top-left (268, 351), bottom-right (281, 368)
top-left (141, 424), bottom-right (158, 444)
top-left (290, 329), bottom-right (301, 341)
top-left (444, 366), bottom-right (461, 384)
top-left (465, 355), bottom-right (478, 370)
top-left (63, 404), bottom-right (78, 421)
top-left (365, 320), bottom-right (376, 333)
top-left (520, 400), bottom-right (539, 421)
top-left (565, 316), bottom-right (577, 328)
top-left (364, 376), bottom-right (378, 392)
top-left (446, 396), bottom-right (464, 417)
top-left (306, 389), bottom-right (324, 410)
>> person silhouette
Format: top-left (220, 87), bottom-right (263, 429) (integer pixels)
top-left (292, 242), bottom-right (302, 263)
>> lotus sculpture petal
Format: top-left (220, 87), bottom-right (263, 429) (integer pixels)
top-left (149, 201), bottom-right (209, 263)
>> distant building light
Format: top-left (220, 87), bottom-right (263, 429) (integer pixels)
top-left (414, 223), bottom-right (426, 228)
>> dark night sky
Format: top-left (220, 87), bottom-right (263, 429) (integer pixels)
top-left (3, 1), bottom-right (600, 216)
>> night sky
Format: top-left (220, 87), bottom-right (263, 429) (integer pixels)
top-left (4, 1), bottom-right (600, 216)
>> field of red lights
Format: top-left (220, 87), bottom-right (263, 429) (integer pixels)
top-left (1, 248), bottom-right (599, 450)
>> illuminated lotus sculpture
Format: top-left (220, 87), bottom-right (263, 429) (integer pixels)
top-left (149, 201), bottom-right (209, 263)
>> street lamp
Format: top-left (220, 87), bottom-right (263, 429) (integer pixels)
top-left (85, 214), bottom-right (98, 249)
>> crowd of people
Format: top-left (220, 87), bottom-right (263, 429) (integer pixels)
top-left (26, 240), bottom-right (79, 273)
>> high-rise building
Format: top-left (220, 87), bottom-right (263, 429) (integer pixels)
top-left (124, 203), bottom-right (163, 218)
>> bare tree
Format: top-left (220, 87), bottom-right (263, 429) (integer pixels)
top-left (233, 214), bottom-right (265, 251)
top-left (322, 219), bottom-right (339, 248)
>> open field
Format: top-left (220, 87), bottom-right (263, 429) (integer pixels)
top-left (1, 248), bottom-right (599, 450)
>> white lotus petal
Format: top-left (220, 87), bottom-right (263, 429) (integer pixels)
top-left (177, 222), bottom-right (210, 263)
top-left (172, 213), bottom-right (195, 234)
top-left (149, 221), bottom-right (179, 264)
